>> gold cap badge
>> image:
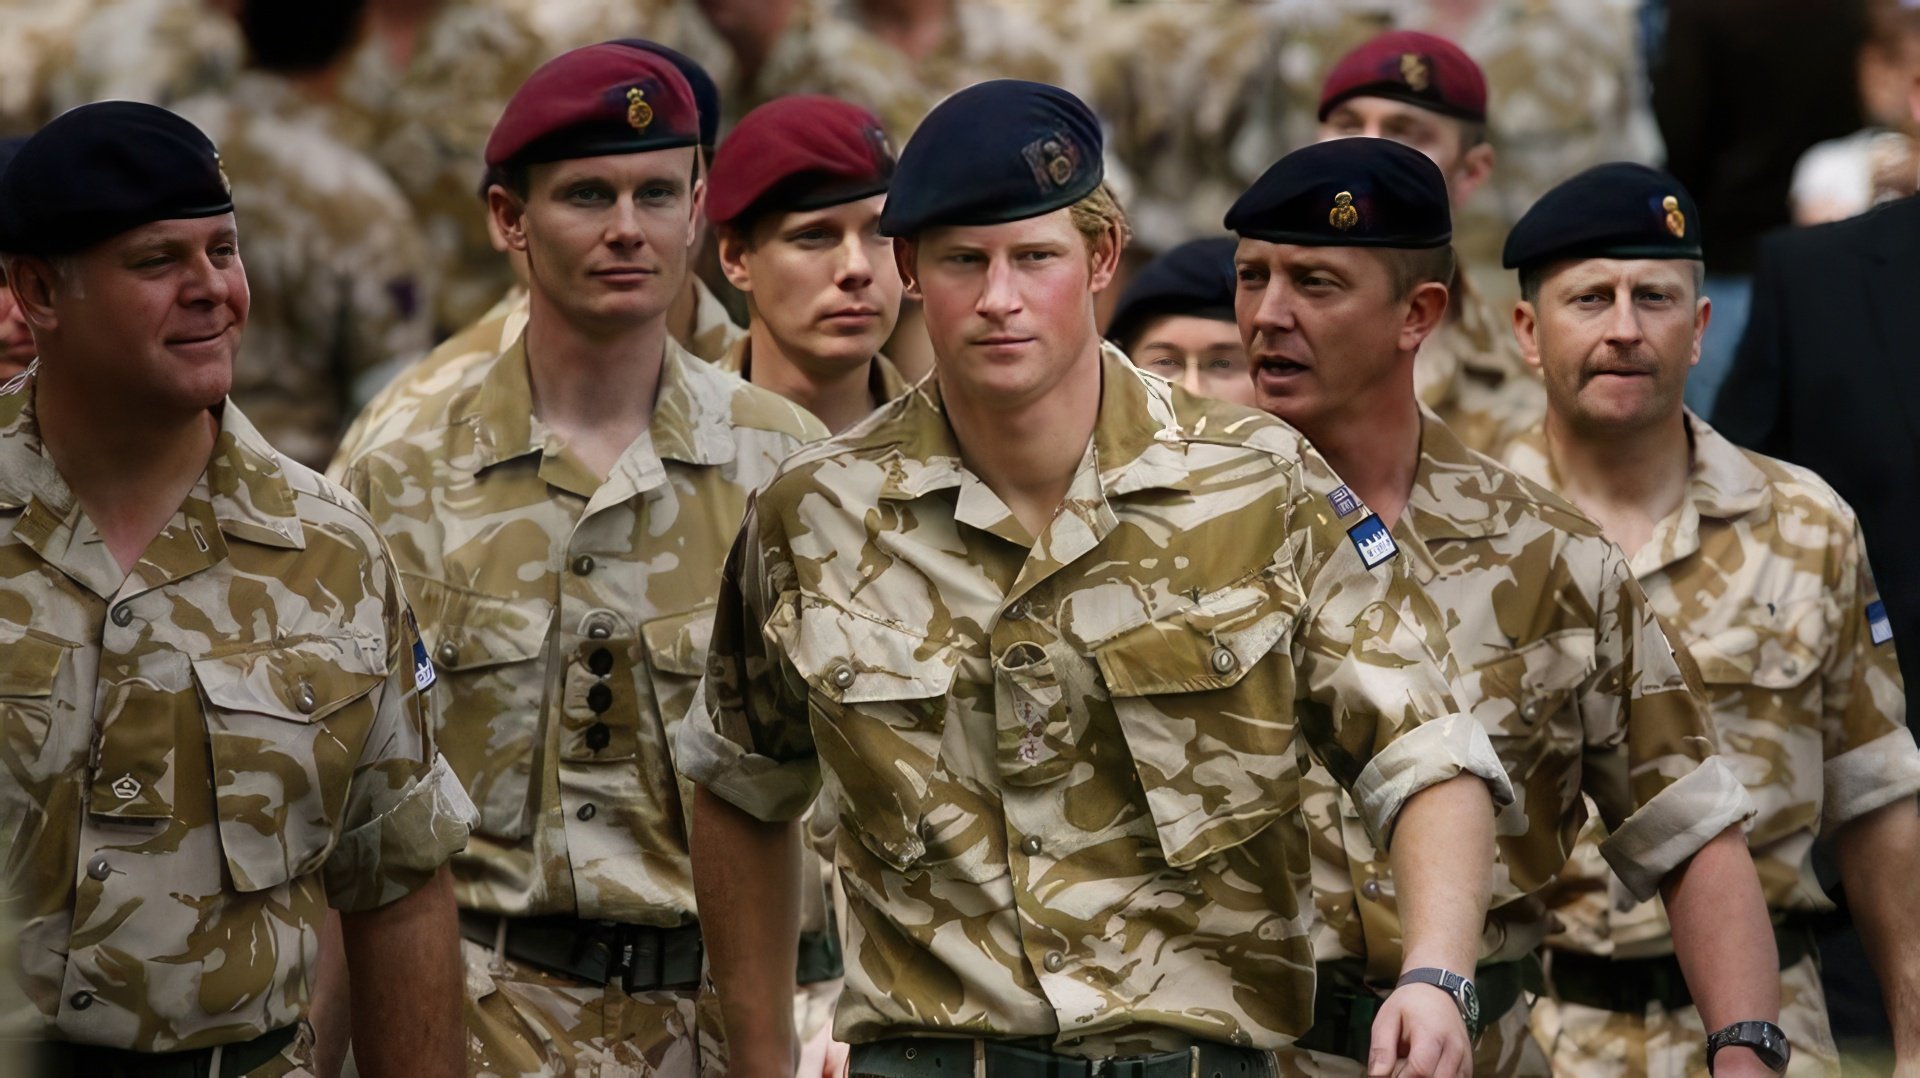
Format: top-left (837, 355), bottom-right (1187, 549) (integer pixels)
top-left (626, 87), bottom-right (653, 132)
top-left (214, 151), bottom-right (232, 196)
top-left (1330, 190), bottom-right (1359, 231)
top-left (1400, 53), bottom-right (1431, 92)
top-left (1662, 194), bottom-right (1685, 238)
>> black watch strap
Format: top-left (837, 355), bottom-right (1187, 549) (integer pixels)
top-left (1706, 1020), bottom-right (1791, 1074)
top-left (1395, 967), bottom-right (1481, 1039)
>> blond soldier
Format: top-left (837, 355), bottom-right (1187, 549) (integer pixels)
top-left (684, 79), bottom-right (1514, 1078)
top-left (0, 101), bottom-right (473, 1076)
top-left (174, 0), bottom-right (433, 471)
top-left (334, 45), bottom-right (826, 1075)
top-left (1103, 236), bottom-right (1255, 408)
top-left (1227, 137), bottom-right (1780, 1078)
top-left (1500, 163), bottom-right (1920, 1077)
top-left (1315, 30), bottom-right (1544, 456)
top-left (707, 94), bottom-right (909, 434)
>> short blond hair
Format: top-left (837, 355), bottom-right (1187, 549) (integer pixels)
top-left (1068, 181), bottom-right (1131, 255)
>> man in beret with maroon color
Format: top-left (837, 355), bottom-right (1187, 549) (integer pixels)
top-left (1316, 30), bottom-right (1544, 457)
top-left (709, 95), bottom-right (909, 435)
top-left (331, 42), bottom-right (826, 1076)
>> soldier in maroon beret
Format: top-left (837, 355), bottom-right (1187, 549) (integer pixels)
top-left (1316, 30), bottom-right (1545, 459)
top-left (707, 95), bottom-right (908, 435)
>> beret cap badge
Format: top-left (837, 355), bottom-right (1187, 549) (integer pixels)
top-left (1400, 53), bottom-right (1431, 92)
top-left (626, 87), bottom-right (653, 132)
top-left (1022, 133), bottom-right (1080, 191)
top-left (1330, 190), bottom-right (1360, 231)
top-left (1662, 194), bottom-right (1686, 238)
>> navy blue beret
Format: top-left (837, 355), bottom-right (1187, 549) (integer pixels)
top-left (1106, 236), bottom-right (1239, 351)
top-left (614, 38), bottom-right (720, 152)
top-left (1503, 162), bottom-right (1703, 271)
top-left (1225, 137), bottom-right (1450, 249)
top-left (879, 79), bottom-right (1102, 237)
top-left (0, 102), bottom-right (233, 257)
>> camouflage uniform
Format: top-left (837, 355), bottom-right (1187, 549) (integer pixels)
top-left (679, 349), bottom-right (1514, 1056)
top-left (1280, 409), bottom-right (1750, 1076)
top-left (1415, 268), bottom-right (1544, 458)
top-left (0, 0), bottom-right (241, 135)
top-left (1505, 413), bottom-right (1920, 1078)
top-left (681, 277), bottom-right (750, 364)
top-left (0, 378), bottom-right (476, 1064)
top-left (335, 336), bottom-right (823, 1075)
top-left (711, 337), bottom-right (910, 411)
top-left (174, 72), bottom-right (435, 471)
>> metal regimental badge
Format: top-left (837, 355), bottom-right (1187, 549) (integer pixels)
top-left (1663, 195), bottom-right (1686, 238)
top-left (1022, 132), bottom-right (1081, 191)
top-left (627, 87), bottom-right (653, 131)
top-left (1400, 53), bottom-right (1431, 92)
top-left (1330, 190), bottom-right (1359, 231)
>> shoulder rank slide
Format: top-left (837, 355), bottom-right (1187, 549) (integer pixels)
top-left (1868, 600), bottom-right (1893, 646)
top-left (1348, 513), bottom-right (1398, 569)
top-left (1328, 484), bottom-right (1362, 519)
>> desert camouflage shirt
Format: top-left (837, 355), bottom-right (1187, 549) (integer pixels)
top-left (175, 73), bottom-right (435, 471)
top-left (1414, 268), bottom-right (1544, 459)
top-left (0, 0), bottom-right (241, 135)
top-left (336, 336), bottom-right (823, 924)
top-left (679, 348), bottom-right (1512, 1055)
top-left (1505, 414), bottom-right (1920, 956)
top-left (1302, 410), bottom-right (1747, 975)
top-left (0, 383), bottom-right (475, 1053)
top-left (712, 337), bottom-right (910, 415)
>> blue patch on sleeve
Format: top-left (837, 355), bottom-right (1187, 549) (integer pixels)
top-left (1328, 485), bottom-right (1362, 519)
top-left (1867, 600), bottom-right (1893, 646)
top-left (1348, 514), bottom-right (1398, 569)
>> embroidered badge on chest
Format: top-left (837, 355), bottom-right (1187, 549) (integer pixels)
top-left (1348, 514), bottom-right (1398, 569)
top-left (1328, 484), bottom-right (1363, 519)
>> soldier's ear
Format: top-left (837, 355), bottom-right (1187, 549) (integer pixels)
top-left (487, 185), bottom-right (529, 254)
top-left (893, 239), bottom-right (922, 300)
top-left (1511, 299), bottom-right (1542, 372)
top-left (6, 256), bottom-right (62, 333)
top-left (716, 224), bottom-right (754, 294)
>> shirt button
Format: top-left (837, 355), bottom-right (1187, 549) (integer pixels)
top-left (1020, 836), bottom-right (1043, 857)
top-left (1004, 599), bottom-right (1031, 622)
top-left (588, 648), bottom-right (614, 676)
top-left (587, 621), bottom-right (613, 641)
top-left (587, 683), bottom-right (613, 714)
top-left (1043, 951), bottom-right (1066, 973)
top-left (1210, 646), bottom-right (1237, 674)
top-left (69, 991), bottom-right (93, 1011)
top-left (829, 662), bottom-right (855, 690)
top-left (437, 642), bottom-right (459, 666)
top-left (110, 604), bottom-right (133, 627)
top-left (585, 723), bottom-right (611, 751)
top-left (1521, 699), bottom-right (1545, 723)
top-left (1361, 879), bottom-right (1382, 899)
top-left (576, 803), bottom-right (597, 822)
top-left (295, 682), bottom-right (317, 714)
top-left (572, 554), bottom-right (595, 576)
top-left (86, 856), bottom-right (111, 881)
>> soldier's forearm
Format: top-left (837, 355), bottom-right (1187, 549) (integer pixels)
top-left (1388, 773), bottom-right (1494, 976)
top-left (1662, 826), bottom-right (1780, 1073)
top-left (339, 864), bottom-right (464, 1078)
top-left (693, 783), bottom-right (802, 1075)
top-left (1837, 796), bottom-right (1920, 1058)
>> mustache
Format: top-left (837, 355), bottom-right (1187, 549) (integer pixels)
top-left (1579, 346), bottom-right (1660, 382)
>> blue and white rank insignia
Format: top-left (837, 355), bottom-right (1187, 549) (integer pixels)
top-left (1867, 600), bottom-right (1893, 646)
top-left (408, 610), bottom-right (437, 692)
top-left (1328, 484), bottom-right (1362, 519)
top-left (1348, 513), bottom-right (1398, 569)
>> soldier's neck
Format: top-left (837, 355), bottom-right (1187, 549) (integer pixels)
top-left (522, 304), bottom-right (667, 482)
top-left (1299, 381), bottom-right (1423, 531)
top-left (1541, 408), bottom-right (1691, 559)
top-left (35, 374), bottom-right (218, 574)
top-left (941, 341), bottom-right (1102, 542)
top-left (742, 326), bottom-right (877, 436)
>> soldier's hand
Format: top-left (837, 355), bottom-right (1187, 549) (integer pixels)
top-left (1367, 983), bottom-right (1469, 1077)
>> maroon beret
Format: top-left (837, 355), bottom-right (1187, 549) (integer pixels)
top-left (706, 95), bottom-right (894, 226)
top-left (485, 41), bottom-right (700, 169)
top-left (1318, 31), bottom-right (1487, 124)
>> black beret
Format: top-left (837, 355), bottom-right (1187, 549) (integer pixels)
top-left (0, 102), bottom-right (233, 257)
top-left (879, 79), bottom-right (1102, 237)
top-left (1106, 236), bottom-right (1238, 351)
top-left (613, 38), bottom-right (720, 152)
top-left (1502, 162), bottom-right (1703, 271)
top-left (1225, 137), bottom-right (1450, 249)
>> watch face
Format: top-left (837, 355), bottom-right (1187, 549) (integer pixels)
top-left (1460, 979), bottom-right (1479, 1026)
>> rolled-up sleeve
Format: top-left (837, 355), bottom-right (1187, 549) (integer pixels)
top-left (1599, 755), bottom-right (1753, 901)
top-left (1818, 524), bottom-right (1920, 833)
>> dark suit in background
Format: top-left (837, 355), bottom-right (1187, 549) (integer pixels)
top-left (1714, 192), bottom-right (1920, 1052)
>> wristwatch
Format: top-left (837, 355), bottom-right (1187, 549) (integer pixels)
top-left (1706, 1021), bottom-right (1790, 1074)
top-left (1396, 967), bottom-right (1481, 1040)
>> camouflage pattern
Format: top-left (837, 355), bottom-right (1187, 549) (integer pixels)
top-left (679, 347), bottom-right (1513, 1054)
top-left (712, 336), bottom-right (910, 413)
top-left (1415, 269), bottom-right (1543, 458)
top-left (334, 0), bottom-right (558, 333)
top-left (1506, 413), bottom-right (1919, 1076)
top-left (681, 277), bottom-right (750, 364)
top-left (0, 0), bottom-right (241, 135)
top-left (174, 73), bottom-right (435, 471)
top-left (1530, 953), bottom-right (1841, 1077)
top-left (1284, 411), bottom-right (1746, 1077)
top-left (460, 940), bottom-right (703, 1078)
top-left (0, 382), bottom-right (475, 1055)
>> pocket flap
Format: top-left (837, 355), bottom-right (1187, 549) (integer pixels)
top-left (192, 635), bottom-right (387, 723)
top-left (1688, 603), bottom-right (1825, 691)
top-left (642, 606), bottom-right (717, 677)
top-left (0, 630), bottom-right (72, 696)
top-left (403, 573), bottom-right (551, 672)
top-left (787, 599), bottom-right (958, 704)
top-left (1096, 585), bottom-right (1294, 697)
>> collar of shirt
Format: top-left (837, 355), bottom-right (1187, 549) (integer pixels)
top-left (1403, 405), bottom-right (1527, 544)
top-left (718, 336), bottom-right (913, 410)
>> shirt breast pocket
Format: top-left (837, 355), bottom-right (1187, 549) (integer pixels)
top-left (1459, 634), bottom-right (1594, 775)
top-left (191, 636), bottom-right (386, 893)
top-left (403, 574), bottom-right (551, 840)
top-left (1094, 597), bottom-right (1300, 870)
